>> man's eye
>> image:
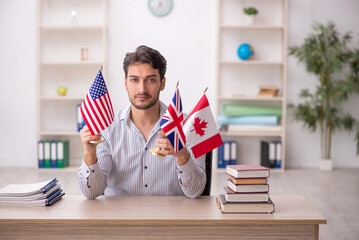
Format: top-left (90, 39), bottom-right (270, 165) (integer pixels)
top-left (130, 78), bottom-right (138, 82)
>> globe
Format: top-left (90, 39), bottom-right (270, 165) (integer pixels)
top-left (237, 43), bottom-right (254, 60)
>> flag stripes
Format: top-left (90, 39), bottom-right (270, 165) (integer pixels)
top-left (80, 70), bottom-right (114, 136)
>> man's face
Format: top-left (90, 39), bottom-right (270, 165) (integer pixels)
top-left (125, 63), bottom-right (166, 110)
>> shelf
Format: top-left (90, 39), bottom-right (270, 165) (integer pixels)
top-left (39, 96), bottom-right (84, 101)
top-left (219, 61), bottom-right (283, 66)
top-left (220, 25), bottom-right (284, 30)
top-left (40, 25), bottom-right (103, 31)
top-left (39, 131), bottom-right (80, 136)
top-left (40, 61), bottom-right (104, 66)
top-left (218, 96), bottom-right (283, 101)
top-left (221, 130), bottom-right (282, 137)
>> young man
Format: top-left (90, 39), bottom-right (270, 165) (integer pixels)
top-left (78, 45), bottom-right (206, 199)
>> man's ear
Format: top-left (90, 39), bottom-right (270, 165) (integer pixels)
top-left (124, 77), bottom-right (128, 91)
top-left (160, 77), bottom-right (166, 91)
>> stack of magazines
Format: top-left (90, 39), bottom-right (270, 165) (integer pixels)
top-left (0, 178), bottom-right (65, 207)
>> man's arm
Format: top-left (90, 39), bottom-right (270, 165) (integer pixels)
top-left (156, 131), bottom-right (206, 198)
top-left (78, 126), bottom-right (111, 199)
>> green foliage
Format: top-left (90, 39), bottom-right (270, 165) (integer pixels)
top-left (243, 7), bottom-right (258, 15)
top-left (288, 21), bottom-right (359, 159)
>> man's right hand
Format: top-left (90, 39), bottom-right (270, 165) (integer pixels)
top-left (80, 126), bottom-right (102, 166)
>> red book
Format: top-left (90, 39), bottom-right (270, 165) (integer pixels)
top-left (226, 164), bottom-right (270, 179)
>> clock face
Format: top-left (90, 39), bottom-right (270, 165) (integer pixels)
top-left (148, 0), bottom-right (173, 17)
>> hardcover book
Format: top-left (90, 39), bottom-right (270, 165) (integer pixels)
top-left (226, 164), bottom-right (270, 179)
top-left (227, 180), bottom-right (269, 193)
top-left (228, 176), bottom-right (267, 185)
top-left (217, 194), bottom-right (274, 213)
top-left (224, 187), bottom-right (269, 202)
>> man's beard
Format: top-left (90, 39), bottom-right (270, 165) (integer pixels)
top-left (129, 88), bottom-right (161, 110)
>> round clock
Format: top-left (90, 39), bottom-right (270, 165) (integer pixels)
top-left (148, 0), bottom-right (173, 17)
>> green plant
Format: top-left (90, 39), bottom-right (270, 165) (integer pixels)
top-left (288, 21), bottom-right (359, 159)
top-left (243, 7), bottom-right (258, 15)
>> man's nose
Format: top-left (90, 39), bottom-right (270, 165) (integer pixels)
top-left (137, 80), bottom-right (147, 92)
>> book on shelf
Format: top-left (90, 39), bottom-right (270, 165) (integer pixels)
top-left (218, 141), bottom-right (237, 168)
top-left (228, 176), bottom-right (267, 185)
top-left (227, 180), bottom-right (269, 193)
top-left (226, 164), bottom-right (270, 179)
top-left (0, 178), bottom-right (65, 207)
top-left (216, 194), bottom-right (274, 213)
top-left (260, 141), bottom-right (282, 169)
top-left (38, 140), bottom-right (69, 168)
top-left (224, 187), bottom-right (269, 202)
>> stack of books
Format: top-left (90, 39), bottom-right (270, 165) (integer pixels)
top-left (217, 164), bottom-right (274, 213)
top-left (0, 178), bottom-right (65, 207)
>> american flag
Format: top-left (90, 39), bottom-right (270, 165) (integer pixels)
top-left (160, 88), bottom-right (186, 153)
top-left (80, 70), bottom-right (114, 135)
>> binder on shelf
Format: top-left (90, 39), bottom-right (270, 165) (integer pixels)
top-left (43, 141), bottom-right (51, 168)
top-left (38, 141), bottom-right (44, 168)
top-left (77, 104), bottom-right (86, 132)
top-left (230, 141), bottom-right (237, 165)
top-left (224, 141), bottom-right (231, 167)
top-left (56, 141), bottom-right (69, 168)
top-left (269, 142), bottom-right (276, 169)
top-left (50, 141), bottom-right (57, 168)
top-left (217, 142), bottom-right (225, 168)
top-left (260, 141), bottom-right (270, 168)
top-left (275, 141), bottom-right (282, 168)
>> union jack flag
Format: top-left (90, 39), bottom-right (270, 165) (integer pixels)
top-left (80, 70), bottom-right (114, 135)
top-left (160, 88), bottom-right (186, 153)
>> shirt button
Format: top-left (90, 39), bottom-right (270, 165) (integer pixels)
top-left (144, 166), bottom-right (147, 169)
top-left (145, 147), bottom-right (147, 150)
top-left (92, 170), bottom-right (95, 172)
top-left (145, 184), bottom-right (148, 187)
top-left (179, 171), bottom-right (183, 174)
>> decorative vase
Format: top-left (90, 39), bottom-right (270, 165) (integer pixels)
top-left (244, 15), bottom-right (256, 25)
top-left (319, 158), bottom-right (333, 171)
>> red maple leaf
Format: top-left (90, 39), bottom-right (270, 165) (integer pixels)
top-left (190, 117), bottom-right (208, 137)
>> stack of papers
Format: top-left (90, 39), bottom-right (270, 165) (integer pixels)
top-left (0, 178), bottom-right (65, 207)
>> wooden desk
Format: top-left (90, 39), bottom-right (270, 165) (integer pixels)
top-left (0, 195), bottom-right (326, 240)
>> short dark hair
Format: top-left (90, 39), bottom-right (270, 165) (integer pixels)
top-left (123, 45), bottom-right (167, 80)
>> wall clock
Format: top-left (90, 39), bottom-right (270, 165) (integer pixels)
top-left (148, 0), bottom-right (173, 17)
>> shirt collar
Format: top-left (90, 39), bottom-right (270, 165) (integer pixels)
top-left (120, 101), bottom-right (168, 124)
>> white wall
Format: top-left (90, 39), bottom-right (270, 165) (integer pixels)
top-left (0, 0), bottom-right (358, 168)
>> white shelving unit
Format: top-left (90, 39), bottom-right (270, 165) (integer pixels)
top-left (36, 0), bottom-right (107, 168)
top-left (215, 0), bottom-right (287, 170)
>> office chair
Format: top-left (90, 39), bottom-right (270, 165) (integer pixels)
top-left (201, 151), bottom-right (212, 196)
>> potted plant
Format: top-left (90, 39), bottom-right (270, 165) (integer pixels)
top-left (288, 21), bottom-right (359, 170)
top-left (243, 7), bottom-right (258, 25)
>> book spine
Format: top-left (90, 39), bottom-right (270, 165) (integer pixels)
top-left (230, 141), bottom-right (237, 165)
top-left (223, 141), bottom-right (231, 167)
top-left (269, 142), bottom-right (276, 168)
top-left (217, 142), bottom-right (225, 168)
top-left (50, 141), bottom-right (57, 168)
top-left (38, 141), bottom-right (44, 168)
top-left (44, 141), bottom-right (51, 168)
top-left (275, 141), bottom-right (282, 168)
top-left (260, 141), bottom-right (270, 168)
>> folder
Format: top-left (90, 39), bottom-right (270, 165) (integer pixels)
top-left (38, 141), bottom-right (44, 168)
top-left (224, 141), bottom-right (231, 167)
top-left (260, 141), bottom-right (270, 168)
top-left (217, 142), bottom-right (225, 168)
top-left (56, 141), bottom-right (69, 168)
top-left (43, 141), bottom-right (51, 168)
top-left (269, 142), bottom-right (276, 168)
top-left (230, 141), bottom-right (237, 165)
top-left (50, 141), bottom-right (57, 168)
top-left (77, 104), bottom-right (86, 131)
top-left (275, 141), bottom-right (282, 168)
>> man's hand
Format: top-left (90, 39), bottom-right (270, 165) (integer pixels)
top-left (155, 131), bottom-right (190, 166)
top-left (80, 126), bottom-right (102, 166)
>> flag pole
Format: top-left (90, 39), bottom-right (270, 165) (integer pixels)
top-left (101, 65), bottom-right (103, 71)
top-left (176, 81), bottom-right (179, 89)
top-left (203, 87), bottom-right (208, 94)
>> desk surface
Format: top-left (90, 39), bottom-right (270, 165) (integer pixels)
top-left (0, 195), bottom-right (326, 225)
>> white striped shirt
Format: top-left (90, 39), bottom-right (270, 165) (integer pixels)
top-left (78, 101), bottom-right (206, 199)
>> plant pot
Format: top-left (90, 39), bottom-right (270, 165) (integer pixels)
top-left (319, 158), bottom-right (333, 171)
top-left (244, 15), bottom-right (256, 25)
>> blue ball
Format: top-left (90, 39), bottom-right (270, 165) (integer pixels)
top-left (237, 43), bottom-right (254, 60)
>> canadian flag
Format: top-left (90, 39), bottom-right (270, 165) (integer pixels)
top-left (184, 94), bottom-right (223, 158)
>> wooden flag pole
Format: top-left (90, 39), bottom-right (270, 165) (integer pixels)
top-left (101, 65), bottom-right (103, 71)
top-left (176, 81), bottom-right (179, 89)
top-left (203, 87), bottom-right (208, 94)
